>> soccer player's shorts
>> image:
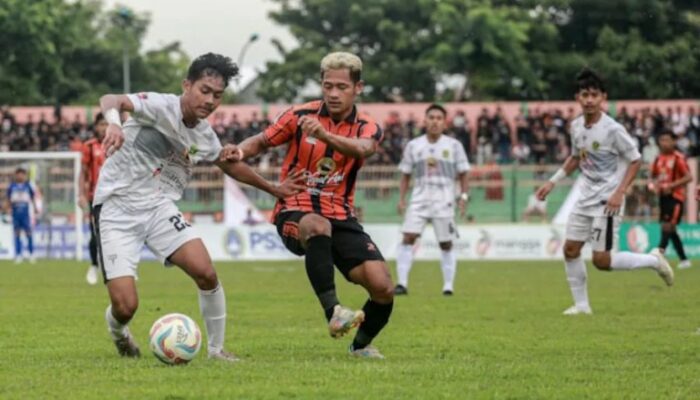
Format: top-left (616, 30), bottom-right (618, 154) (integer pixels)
top-left (12, 212), bottom-right (31, 232)
top-left (565, 213), bottom-right (621, 252)
top-left (401, 209), bottom-right (458, 243)
top-left (92, 198), bottom-right (199, 282)
top-left (274, 211), bottom-right (385, 281)
top-left (659, 195), bottom-right (683, 224)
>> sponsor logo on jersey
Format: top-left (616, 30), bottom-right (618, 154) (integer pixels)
top-left (592, 141), bottom-right (600, 150)
top-left (442, 149), bottom-right (450, 159)
top-left (188, 144), bottom-right (199, 156)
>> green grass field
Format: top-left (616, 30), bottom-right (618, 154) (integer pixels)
top-left (1, 259), bottom-right (699, 399)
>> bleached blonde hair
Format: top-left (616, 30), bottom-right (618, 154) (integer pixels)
top-left (320, 52), bottom-right (363, 82)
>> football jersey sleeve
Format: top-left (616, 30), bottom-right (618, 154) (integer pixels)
top-left (81, 142), bottom-right (90, 167)
top-left (126, 92), bottom-right (180, 138)
top-left (191, 129), bottom-right (224, 164)
top-left (454, 141), bottom-right (471, 173)
top-left (676, 154), bottom-right (690, 177)
top-left (398, 141), bottom-right (414, 174)
top-left (263, 108), bottom-right (297, 147)
top-left (613, 126), bottom-right (641, 161)
top-left (359, 121), bottom-right (383, 142)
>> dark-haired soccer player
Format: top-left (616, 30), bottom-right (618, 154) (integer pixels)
top-left (80, 112), bottom-right (108, 285)
top-left (4, 167), bottom-right (38, 264)
top-left (394, 103), bottom-right (470, 296)
top-left (95, 53), bottom-right (305, 360)
top-left (224, 52), bottom-right (394, 359)
top-left (649, 129), bottom-right (692, 269)
top-left (536, 68), bottom-right (674, 315)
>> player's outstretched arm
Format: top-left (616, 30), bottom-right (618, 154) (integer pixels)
top-left (219, 133), bottom-right (269, 162)
top-left (536, 155), bottom-right (579, 201)
top-left (606, 159), bottom-right (641, 214)
top-left (397, 174), bottom-right (411, 215)
top-left (214, 159), bottom-right (306, 199)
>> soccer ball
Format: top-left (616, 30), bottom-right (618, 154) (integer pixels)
top-left (149, 313), bottom-right (202, 365)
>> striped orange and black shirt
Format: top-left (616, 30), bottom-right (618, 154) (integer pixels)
top-left (651, 150), bottom-right (690, 202)
top-left (263, 100), bottom-right (383, 220)
top-left (81, 138), bottom-right (106, 201)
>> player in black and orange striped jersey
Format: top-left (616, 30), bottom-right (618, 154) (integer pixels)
top-left (225, 52), bottom-right (393, 359)
top-left (649, 129), bottom-right (693, 269)
top-left (80, 112), bottom-right (108, 285)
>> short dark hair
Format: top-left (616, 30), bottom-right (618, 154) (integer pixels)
top-left (186, 53), bottom-right (239, 88)
top-left (94, 112), bottom-right (104, 124)
top-left (658, 129), bottom-right (675, 140)
top-left (426, 103), bottom-right (447, 117)
top-left (15, 167), bottom-right (26, 174)
top-left (575, 67), bottom-right (606, 94)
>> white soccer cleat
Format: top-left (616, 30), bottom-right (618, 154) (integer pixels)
top-left (208, 349), bottom-right (241, 362)
top-left (14, 256), bottom-right (22, 264)
top-left (28, 254), bottom-right (36, 264)
top-left (677, 260), bottom-right (692, 270)
top-left (650, 248), bottom-right (674, 286)
top-left (86, 265), bottom-right (99, 285)
top-left (562, 305), bottom-right (593, 315)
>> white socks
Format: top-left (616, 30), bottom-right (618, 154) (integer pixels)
top-left (396, 244), bottom-right (413, 287)
top-left (199, 282), bottom-right (227, 354)
top-left (565, 257), bottom-right (589, 309)
top-left (610, 252), bottom-right (659, 270)
top-left (105, 305), bottom-right (128, 340)
top-left (440, 249), bottom-right (457, 292)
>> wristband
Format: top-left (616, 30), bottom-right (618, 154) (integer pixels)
top-left (549, 168), bottom-right (566, 184)
top-left (237, 148), bottom-right (244, 160)
top-left (104, 108), bottom-right (122, 127)
top-left (459, 192), bottom-right (470, 202)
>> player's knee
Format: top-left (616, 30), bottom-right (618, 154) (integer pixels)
top-left (439, 241), bottom-right (452, 251)
top-left (563, 245), bottom-right (581, 260)
top-left (402, 234), bottom-right (418, 245)
top-left (372, 282), bottom-right (394, 303)
top-left (193, 268), bottom-right (218, 290)
top-left (592, 252), bottom-right (611, 270)
top-left (661, 223), bottom-right (674, 233)
top-left (300, 214), bottom-right (332, 237)
top-left (113, 298), bottom-right (138, 321)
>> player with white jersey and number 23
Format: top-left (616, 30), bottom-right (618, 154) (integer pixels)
top-left (395, 104), bottom-right (470, 296)
top-left (536, 68), bottom-right (674, 316)
top-left (94, 53), bottom-right (304, 361)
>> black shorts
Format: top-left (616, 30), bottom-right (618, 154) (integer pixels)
top-left (274, 211), bottom-right (385, 280)
top-left (659, 196), bottom-right (683, 224)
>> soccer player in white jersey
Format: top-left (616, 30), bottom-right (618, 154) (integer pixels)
top-left (394, 104), bottom-right (470, 296)
top-left (536, 68), bottom-right (674, 315)
top-left (94, 53), bottom-right (304, 360)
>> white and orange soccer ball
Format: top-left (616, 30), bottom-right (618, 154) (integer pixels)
top-left (149, 313), bottom-right (202, 365)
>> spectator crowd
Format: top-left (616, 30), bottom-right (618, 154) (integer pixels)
top-left (2, 104), bottom-right (699, 169)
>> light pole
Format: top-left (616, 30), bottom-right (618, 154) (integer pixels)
top-left (237, 33), bottom-right (260, 68)
top-left (116, 8), bottom-right (133, 93)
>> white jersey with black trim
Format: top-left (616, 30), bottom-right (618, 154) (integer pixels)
top-left (398, 134), bottom-right (470, 218)
top-left (94, 92), bottom-right (223, 211)
top-left (570, 112), bottom-right (641, 217)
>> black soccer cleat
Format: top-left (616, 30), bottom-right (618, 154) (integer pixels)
top-left (394, 285), bottom-right (408, 295)
top-left (442, 290), bottom-right (453, 296)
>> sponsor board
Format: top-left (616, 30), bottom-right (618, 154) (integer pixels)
top-left (620, 223), bottom-right (700, 259)
top-left (1, 221), bottom-right (578, 261)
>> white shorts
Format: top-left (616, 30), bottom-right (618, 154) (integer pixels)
top-left (401, 210), bottom-right (458, 243)
top-left (93, 198), bottom-right (198, 281)
top-left (565, 213), bottom-right (621, 252)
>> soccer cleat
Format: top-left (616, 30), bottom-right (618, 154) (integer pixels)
top-left (349, 345), bottom-right (385, 359)
top-left (208, 349), bottom-right (241, 362)
top-left (443, 289), bottom-right (454, 296)
top-left (14, 256), bottom-right (22, 264)
top-left (394, 284), bottom-right (408, 295)
top-left (28, 254), bottom-right (36, 264)
top-left (677, 260), bottom-right (692, 270)
top-left (650, 248), bottom-right (674, 286)
top-left (562, 305), bottom-right (593, 315)
top-left (86, 265), bottom-right (99, 285)
top-left (328, 305), bottom-right (364, 338)
top-left (113, 331), bottom-right (141, 358)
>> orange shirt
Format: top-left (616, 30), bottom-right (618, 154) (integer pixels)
top-left (263, 100), bottom-right (383, 221)
top-left (81, 138), bottom-right (106, 201)
top-left (651, 151), bottom-right (690, 202)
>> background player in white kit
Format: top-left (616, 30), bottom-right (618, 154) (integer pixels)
top-left (394, 104), bottom-right (470, 296)
top-left (536, 68), bottom-right (674, 315)
top-left (95, 53), bottom-right (304, 360)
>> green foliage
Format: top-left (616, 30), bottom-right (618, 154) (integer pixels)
top-left (0, 0), bottom-right (190, 105)
top-left (2, 259), bottom-right (700, 398)
top-left (261, 0), bottom-right (700, 101)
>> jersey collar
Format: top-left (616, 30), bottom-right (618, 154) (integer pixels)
top-left (319, 102), bottom-right (358, 124)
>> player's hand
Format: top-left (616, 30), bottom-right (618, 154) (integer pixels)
top-left (219, 144), bottom-right (244, 162)
top-left (299, 116), bottom-right (327, 142)
top-left (647, 182), bottom-right (658, 194)
top-left (397, 199), bottom-right (406, 215)
top-left (273, 169), bottom-right (307, 198)
top-left (536, 182), bottom-right (554, 201)
top-left (606, 190), bottom-right (624, 215)
top-left (458, 198), bottom-right (468, 218)
top-left (103, 124), bottom-right (125, 157)
top-left (78, 195), bottom-right (88, 209)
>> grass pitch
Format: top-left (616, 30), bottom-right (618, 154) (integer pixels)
top-left (1, 259), bottom-right (699, 399)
